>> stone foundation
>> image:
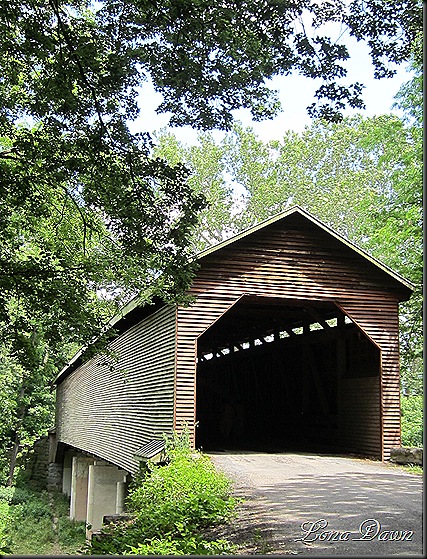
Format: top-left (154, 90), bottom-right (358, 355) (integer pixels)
top-left (47, 462), bottom-right (63, 492)
top-left (389, 447), bottom-right (423, 465)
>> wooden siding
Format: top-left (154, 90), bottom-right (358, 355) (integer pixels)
top-left (175, 216), bottom-right (407, 459)
top-left (56, 305), bottom-right (176, 474)
top-left (337, 299), bottom-right (401, 459)
top-left (338, 377), bottom-right (381, 457)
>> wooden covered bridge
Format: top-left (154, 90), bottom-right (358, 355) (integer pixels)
top-left (51, 206), bottom-right (413, 532)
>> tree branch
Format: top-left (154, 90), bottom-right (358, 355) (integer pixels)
top-left (48, 0), bottom-right (108, 136)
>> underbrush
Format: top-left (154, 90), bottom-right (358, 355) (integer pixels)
top-left (401, 395), bottom-right (423, 448)
top-left (88, 431), bottom-right (238, 555)
top-left (0, 484), bottom-right (85, 554)
top-left (0, 498), bottom-right (11, 553)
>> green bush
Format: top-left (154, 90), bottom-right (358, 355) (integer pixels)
top-left (401, 395), bottom-right (423, 448)
top-left (0, 487), bottom-right (14, 504)
top-left (10, 486), bottom-right (39, 505)
top-left (124, 530), bottom-right (236, 555)
top-left (0, 500), bottom-right (12, 554)
top-left (127, 451), bottom-right (236, 533)
top-left (88, 431), bottom-right (237, 555)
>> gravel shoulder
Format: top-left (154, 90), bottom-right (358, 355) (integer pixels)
top-left (208, 451), bottom-right (423, 556)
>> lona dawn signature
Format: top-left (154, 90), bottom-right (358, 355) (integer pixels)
top-left (296, 518), bottom-right (414, 542)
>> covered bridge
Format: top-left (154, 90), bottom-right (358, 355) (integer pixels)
top-left (52, 207), bottom-right (412, 532)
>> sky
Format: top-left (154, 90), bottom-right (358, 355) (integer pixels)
top-left (129, 27), bottom-right (414, 145)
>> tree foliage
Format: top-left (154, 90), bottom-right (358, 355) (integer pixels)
top-left (106, 0), bottom-right (421, 126)
top-left (0, 0), bottom-right (422, 480)
top-left (401, 395), bottom-right (423, 447)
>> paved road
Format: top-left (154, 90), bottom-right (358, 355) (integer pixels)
top-left (209, 452), bottom-right (423, 556)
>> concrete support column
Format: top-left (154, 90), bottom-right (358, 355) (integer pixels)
top-left (86, 462), bottom-right (128, 537)
top-left (70, 456), bottom-right (94, 521)
top-left (116, 480), bottom-right (126, 514)
top-left (62, 451), bottom-right (75, 497)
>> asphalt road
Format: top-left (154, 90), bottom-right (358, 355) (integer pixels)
top-left (209, 451), bottom-right (423, 556)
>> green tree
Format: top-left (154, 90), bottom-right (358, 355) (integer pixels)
top-left (401, 395), bottom-right (423, 447)
top-left (368, 65), bottom-right (423, 396)
top-left (153, 130), bottom-right (237, 249)
top-left (115, 0), bottom-right (421, 126)
top-left (0, 349), bottom-right (55, 486)
top-left (223, 118), bottom-right (399, 239)
top-left (0, 0), bottom-right (422, 480)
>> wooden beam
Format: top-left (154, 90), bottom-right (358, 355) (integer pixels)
top-left (337, 335), bottom-right (346, 377)
top-left (301, 352), bottom-right (310, 416)
top-left (307, 346), bottom-right (330, 418)
top-left (305, 306), bottom-right (332, 329)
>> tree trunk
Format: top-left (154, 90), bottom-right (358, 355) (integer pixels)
top-left (6, 386), bottom-right (26, 487)
top-left (6, 436), bottom-right (21, 487)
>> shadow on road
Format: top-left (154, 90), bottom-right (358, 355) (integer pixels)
top-left (211, 453), bottom-right (423, 556)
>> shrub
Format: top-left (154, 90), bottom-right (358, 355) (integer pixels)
top-left (10, 486), bottom-right (38, 505)
top-left (127, 451), bottom-right (236, 533)
top-left (124, 530), bottom-right (237, 555)
top-left (0, 500), bottom-right (12, 554)
top-left (88, 430), bottom-right (237, 555)
top-left (401, 395), bottom-right (423, 448)
top-left (11, 490), bottom-right (51, 520)
top-left (0, 487), bottom-right (14, 504)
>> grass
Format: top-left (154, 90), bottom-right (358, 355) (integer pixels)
top-left (390, 463), bottom-right (423, 476)
top-left (0, 500), bottom-right (11, 554)
top-left (404, 464), bottom-right (423, 475)
top-left (0, 484), bottom-right (86, 555)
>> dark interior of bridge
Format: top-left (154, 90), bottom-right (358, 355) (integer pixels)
top-left (195, 296), bottom-right (380, 455)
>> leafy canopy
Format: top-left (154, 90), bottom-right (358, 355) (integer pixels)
top-left (0, 0), bottom-right (422, 481)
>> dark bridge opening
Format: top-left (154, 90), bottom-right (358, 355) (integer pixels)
top-left (195, 296), bottom-right (381, 457)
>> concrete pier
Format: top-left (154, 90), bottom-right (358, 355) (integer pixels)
top-left (86, 461), bottom-right (128, 536)
top-left (70, 455), bottom-right (94, 521)
top-left (62, 450), bottom-right (75, 497)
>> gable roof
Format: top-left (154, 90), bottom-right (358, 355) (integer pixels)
top-left (53, 206), bottom-right (414, 386)
top-left (198, 205), bottom-right (414, 292)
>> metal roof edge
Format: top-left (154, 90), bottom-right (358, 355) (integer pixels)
top-left (196, 205), bottom-right (415, 292)
top-left (134, 439), bottom-right (166, 460)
